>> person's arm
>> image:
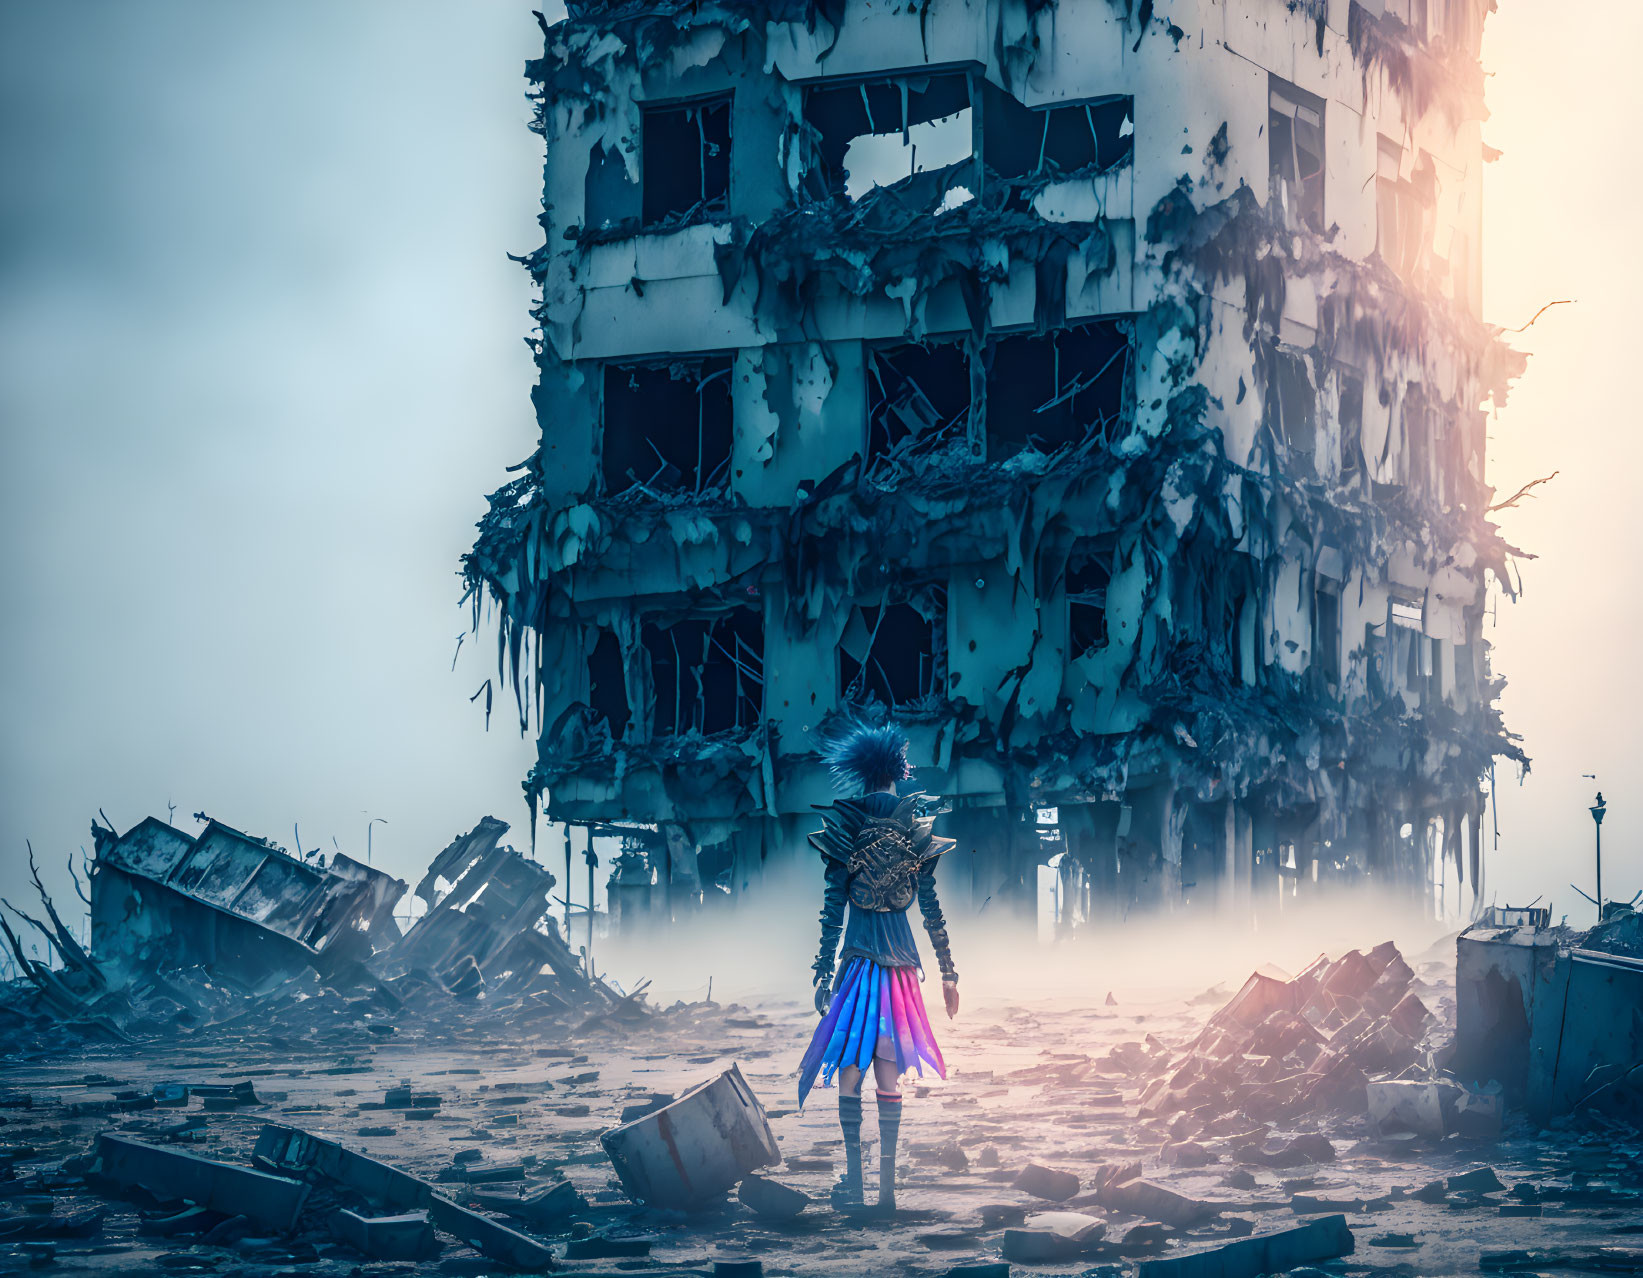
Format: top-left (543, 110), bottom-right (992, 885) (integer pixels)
top-left (813, 856), bottom-right (847, 1007)
top-left (917, 858), bottom-right (959, 1000)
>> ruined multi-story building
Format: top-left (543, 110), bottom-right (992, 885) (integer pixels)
top-left (465, 0), bottom-right (1524, 932)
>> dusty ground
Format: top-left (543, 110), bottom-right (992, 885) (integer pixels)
top-left (2, 949), bottom-right (1640, 1277)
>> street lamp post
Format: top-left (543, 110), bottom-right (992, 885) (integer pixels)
top-left (367, 817), bottom-right (387, 865)
top-left (1589, 792), bottom-right (1606, 924)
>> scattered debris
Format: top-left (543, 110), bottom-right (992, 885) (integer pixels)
top-left (0, 814), bottom-right (643, 1053)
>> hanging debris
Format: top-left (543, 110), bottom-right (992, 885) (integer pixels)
top-left (464, 0), bottom-right (1527, 931)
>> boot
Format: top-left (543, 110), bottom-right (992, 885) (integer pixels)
top-left (830, 1092), bottom-right (864, 1208)
top-left (876, 1090), bottom-right (902, 1212)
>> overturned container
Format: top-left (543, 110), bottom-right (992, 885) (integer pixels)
top-left (600, 1064), bottom-right (779, 1210)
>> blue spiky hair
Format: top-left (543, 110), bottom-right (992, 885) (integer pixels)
top-left (824, 722), bottom-right (912, 793)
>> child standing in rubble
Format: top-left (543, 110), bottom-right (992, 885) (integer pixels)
top-left (797, 723), bottom-right (960, 1213)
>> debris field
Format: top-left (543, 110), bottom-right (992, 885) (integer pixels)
top-left (4, 929), bottom-right (1640, 1277)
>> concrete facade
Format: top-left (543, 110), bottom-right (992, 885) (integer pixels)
top-left (465, 0), bottom-right (1523, 929)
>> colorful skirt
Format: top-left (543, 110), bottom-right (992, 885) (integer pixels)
top-left (797, 956), bottom-right (946, 1106)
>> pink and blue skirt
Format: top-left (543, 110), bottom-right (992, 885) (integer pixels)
top-left (798, 956), bottom-right (946, 1105)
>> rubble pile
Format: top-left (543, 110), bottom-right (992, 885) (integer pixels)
top-left (1133, 941), bottom-right (1447, 1134)
top-left (0, 815), bottom-right (647, 1057)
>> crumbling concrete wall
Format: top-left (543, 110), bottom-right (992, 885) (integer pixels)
top-left (465, 0), bottom-right (1524, 925)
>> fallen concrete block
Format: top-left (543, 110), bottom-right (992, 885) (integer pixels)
top-left (1209, 973), bottom-right (1296, 1031)
top-left (1366, 1080), bottom-right (1452, 1138)
top-left (1116, 1221), bottom-right (1171, 1255)
top-left (95, 1135), bottom-right (308, 1234)
top-left (329, 1209), bottom-right (437, 1262)
top-left (1232, 1134), bottom-right (1333, 1168)
top-left (1099, 1178), bottom-right (1217, 1227)
top-left (600, 1065), bottom-right (779, 1210)
top-left (1013, 1163), bottom-right (1081, 1201)
top-left (737, 1173), bottom-right (810, 1220)
top-left (1448, 1166), bottom-right (1505, 1193)
top-left (468, 1181), bottom-right (583, 1227)
top-left (1481, 1249), bottom-right (1643, 1272)
top-left (564, 1234), bottom-right (653, 1259)
top-left (1320, 951), bottom-right (1377, 999)
top-left (1136, 1214), bottom-right (1354, 1278)
top-left (1004, 1226), bottom-right (1090, 1262)
top-left (1452, 1086), bottom-right (1505, 1140)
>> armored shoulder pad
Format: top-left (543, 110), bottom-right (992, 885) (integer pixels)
top-left (807, 799), bottom-right (866, 866)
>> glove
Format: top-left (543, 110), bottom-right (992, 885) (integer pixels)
top-left (814, 981), bottom-right (831, 1017)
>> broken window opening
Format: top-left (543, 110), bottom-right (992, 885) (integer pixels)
top-left (1315, 586), bottom-right (1342, 693)
top-left (641, 96), bottom-right (732, 227)
top-left (1337, 370), bottom-right (1365, 486)
top-left (985, 320), bottom-right (1132, 460)
top-left (588, 628), bottom-right (631, 740)
top-left (601, 357), bottom-right (733, 498)
top-left (839, 592), bottom-right (946, 708)
top-left (1384, 0), bottom-right (1430, 39)
top-left (982, 83), bottom-right (1134, 184)
top-left (1269, 78), bottom-right (1325, 234)
top-left (1265, 344), bottom-right (1317, 471)
top-left (866, 339), bottom-right (972, 467)
top-left (1230, 587), bottom-right (1253, 685)
top-left (585, 141), bottom-right (637, 232)
top-left (802, 71), bottom-right (974, 203)
top-left (1403, 387), bottom-right (1432, 496)
top-left (642, 610), bottom-right (764, 738)
top-left (1066, 538), bottom-right (1115, 657)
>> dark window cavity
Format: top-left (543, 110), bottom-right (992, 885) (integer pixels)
top-left (1403, 387), bottom-right (1431, 495)
top-left (643, 610), bottom-right (764, 737)
top-left (585, 141), bottom-right (637, 232)
top-left (982, 84), bottom-right (1133, 181)
top-left (1315, 587), bottom-right (1342, 691)
top-left (641, 96), bottom-right (732, 226)
top-left (986, 320), bottom-right (1131, 460)
top-left (1066, 538), bottom-right (1115, 657)
top-left (1269, 78), bottom-right (1325, 233)
top-left (588, 629), bottom-right (631, 739)
top-left (802, 72), bottom-right (973, 202)
top-left (602, 357), bottom-right (733, 498)
top-left (1337, 370), bottom-right (1364, 485)
top-left (1266, 345), bottom-right (1316, 468)
top-left (866, 340), bottom-right (971, 466)
top-left (839, 592), bottom-right (946, 707)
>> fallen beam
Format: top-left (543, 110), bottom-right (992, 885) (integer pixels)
top-left (1136, 1214), bottom-right (1354, 1278)
top-left (253, 1123), bottom-right (554, 1271)
top-left (95, 1134), bottom-right (309, 1234)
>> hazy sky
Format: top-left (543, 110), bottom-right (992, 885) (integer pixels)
top-left (0, 2), bottom-right (1635, 939)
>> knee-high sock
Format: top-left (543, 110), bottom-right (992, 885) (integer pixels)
top-left (876, 1091), bottom-right (902, 1204)
top-left (838, 1093), bottom-right (863, 1189)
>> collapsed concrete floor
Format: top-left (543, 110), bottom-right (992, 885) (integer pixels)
top-left (3, 938), bottom-right (1640, 1277)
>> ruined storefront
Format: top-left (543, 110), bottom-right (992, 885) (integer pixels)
top-left (464, 0), bottom-right (1525, 929)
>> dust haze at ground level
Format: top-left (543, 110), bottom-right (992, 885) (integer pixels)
top-left (0, 0), bottom-right (1639, 966)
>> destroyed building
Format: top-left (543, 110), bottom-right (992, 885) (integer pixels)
top-left (464, 0), bottom-right (1526, 929)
